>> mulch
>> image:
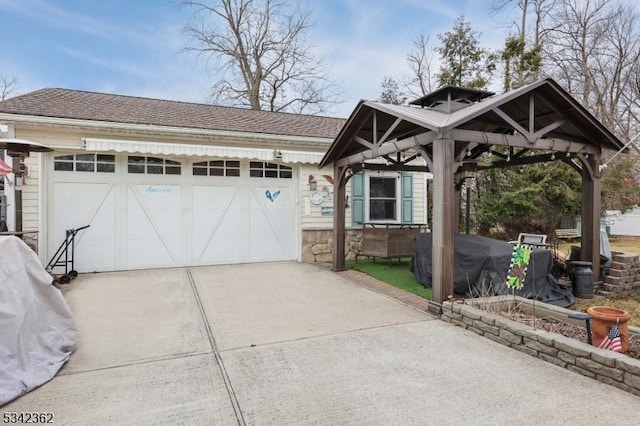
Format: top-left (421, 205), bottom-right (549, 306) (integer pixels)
top-left (499, 311), bottom-right (640, 360)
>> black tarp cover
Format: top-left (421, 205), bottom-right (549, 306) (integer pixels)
top-left (411, 233), bottom-right (575, 307)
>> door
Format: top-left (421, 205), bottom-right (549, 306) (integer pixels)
top-left (47, 154), bottom-right (297, 272)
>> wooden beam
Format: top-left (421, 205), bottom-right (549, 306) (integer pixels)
top-left (431, 137), bottom-right (455, 305)
top-left (378, 117), bottom-right (402, 146)
top-left (580, 154), bottom-right (602, 280)
top-left (529, 94), bottom-right (535, 136)
top-left (494, 107), bottom-right (531, 140)
top-left (354, 136), bottom-right (375, 149)
top-left (332, 165), bottom-right (348, 271)
top-left (332, 109), bottom-right (374, 162)
top-left (478, 152), bottom-right (555, 170)
top-left (533, 119), bottom-right (566, 141)
top-left (449, 129), bottom-right (599, 154)
top-left (415, 146), bottom-right (433, 172)
top-left (336, 131), bottom-right (437, 167)
top-left (360, 163), bottom-right (430, 173)
top-left (561, 157), bottom-right (582, 173)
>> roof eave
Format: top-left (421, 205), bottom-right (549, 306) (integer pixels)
top-left (0, 112), bottom-right (335, 148)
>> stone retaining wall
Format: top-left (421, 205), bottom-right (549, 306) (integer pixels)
top-left (598, 252), bottom-right (640, 298)
top-left (442, 298), bottom-right (640, 397)
top-left (302, 229), bottom-right (362, 263)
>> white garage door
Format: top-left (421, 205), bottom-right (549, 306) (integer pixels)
top-left (47, 154), bottom-right (297, 272)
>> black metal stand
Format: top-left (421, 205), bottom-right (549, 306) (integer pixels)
top-left (46, 225), bottom-right (90, 283)
top-left (568, 312), bottom-right (593, 345)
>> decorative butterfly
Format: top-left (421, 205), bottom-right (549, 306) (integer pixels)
top-left (265, 189), bottom-right (281, 202)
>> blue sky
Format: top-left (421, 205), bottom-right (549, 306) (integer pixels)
top-left (0, 0), bottom-right (516, 117)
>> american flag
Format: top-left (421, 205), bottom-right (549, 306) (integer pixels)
top-left (0, 158), bottom-right (12, 176)
top-left (597, 324), bottom-right (623, 352)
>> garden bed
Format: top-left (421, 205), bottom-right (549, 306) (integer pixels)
top-left (442, 296), bottom-right (640, 397)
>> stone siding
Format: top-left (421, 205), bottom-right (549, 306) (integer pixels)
top-left (302, 229), bottom-right (362, 263)
top-left (442, 300), bottom-right (640, 397)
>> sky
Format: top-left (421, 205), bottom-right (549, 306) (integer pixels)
top-left (0, 0), bottom-right (519, 118)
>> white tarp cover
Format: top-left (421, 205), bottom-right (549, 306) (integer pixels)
top-left (0, 236), bottom-right (76, 406)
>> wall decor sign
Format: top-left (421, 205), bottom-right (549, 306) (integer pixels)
top-left (310, 191), bottom-right (323, 205)
top-left (321, 207), bottom-right (333, 216)
top-left (145, 185), bottom-right (172, 194)
top-left (265, 189), bottom-right (281, 202)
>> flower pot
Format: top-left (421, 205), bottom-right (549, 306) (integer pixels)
top-left (586, 306), bottom-right (631, 353)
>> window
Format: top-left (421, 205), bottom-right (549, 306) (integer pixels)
top-left (249, 162), bottom-right (292, 178)
top-left (368, 176), bottom-right (398, 221)
top-left (54, 154), bottom-right (115, 173)
top-left (128, 156), bottom-right (181, 175)
top-left (350, 172), bottom-right (413, 225)
top-left (193, 160), bottom-right (240, 177)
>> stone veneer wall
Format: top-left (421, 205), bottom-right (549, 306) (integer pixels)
top-left (442, 299), bottom-right (640, 397)
top-left (302, 229), bottom-right (362, 263)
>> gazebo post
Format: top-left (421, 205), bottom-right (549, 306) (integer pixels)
top-left (431, 137), bottom-right (455, 308)
top-left (581, 154), bottom-right (602, 280)
top-left (332, 164), bottom-right (347, 271)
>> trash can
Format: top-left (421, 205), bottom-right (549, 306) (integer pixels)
top-left (570, 261), bottom-right (594, 299)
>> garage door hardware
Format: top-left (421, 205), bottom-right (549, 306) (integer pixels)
top-left (46, 224), bottom-right (90, 284)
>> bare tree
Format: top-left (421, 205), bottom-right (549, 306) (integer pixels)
top-left (1, 75), bottom-right (17, 101)
top-left (406, 32), bottom-right (435, 97)
top-left (182, 0), bottom-right (341, 114)
top-left (544, 0), bottom-right (640, 137)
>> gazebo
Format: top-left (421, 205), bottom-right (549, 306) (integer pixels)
top-left (319, 78), bottom-right (625, 311)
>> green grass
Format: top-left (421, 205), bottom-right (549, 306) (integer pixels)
top-left (346, 257), bottom-right (432, 300)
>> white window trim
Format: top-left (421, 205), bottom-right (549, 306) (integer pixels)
top-left (363, 171), bottom-right (402, 223)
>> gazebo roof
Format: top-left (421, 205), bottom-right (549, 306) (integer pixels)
top-left (320, 78), bottom-right (624, 168)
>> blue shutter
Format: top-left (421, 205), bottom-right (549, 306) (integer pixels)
top-left (351, 172), bottom-right (364, 226)
top-left (401, 173), bottom-right (413, 223)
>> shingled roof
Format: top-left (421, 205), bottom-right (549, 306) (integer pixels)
top-left (0, 88), bottom-right (346, 139)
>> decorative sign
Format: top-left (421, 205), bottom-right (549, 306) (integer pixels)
top-left (321, 207), bottom-right (333, 216)
top-left (145, 185), bottom-right (172, 194)
top-left (265, 189), bottom-right (281, 202)
top-left (506, 245), bottom-right (531, 290)
top-left (310, 191), bottom-right (323, 205)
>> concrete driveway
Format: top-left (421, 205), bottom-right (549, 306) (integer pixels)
top-left (5, 262), bottom-right (640, 425)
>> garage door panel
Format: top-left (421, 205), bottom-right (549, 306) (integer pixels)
top-left (74, 241), bottom-right (117, 272)
top-left (127, 185), bottom-right (182, 266)
top-left (127, 238), bottom-right (179, 268)
top-left (50, 182), bottom-right (116, 272)
top-left (192, 186), bottom-right (245, 263)
top-left (248, 187), bottom-right (295, 261)
top-left (195, 236), bottom-right (244, 264)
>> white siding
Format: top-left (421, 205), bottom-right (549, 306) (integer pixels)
top-left (300, 165), bottom-right (335, 229)
top-left (299, 164), bottom-right (431, 230)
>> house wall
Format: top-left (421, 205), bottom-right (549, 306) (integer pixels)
top-left (11, 125), bottom-right (431, 265)
top-left (298, 161), bottom-right (430, 263)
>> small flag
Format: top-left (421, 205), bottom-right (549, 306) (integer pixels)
top-left (506, 245), bottom-right (531, 290)
top-left (597, 324), bottom-right (622, 352)
top-left (0, 158), bottom-right (12, 176)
